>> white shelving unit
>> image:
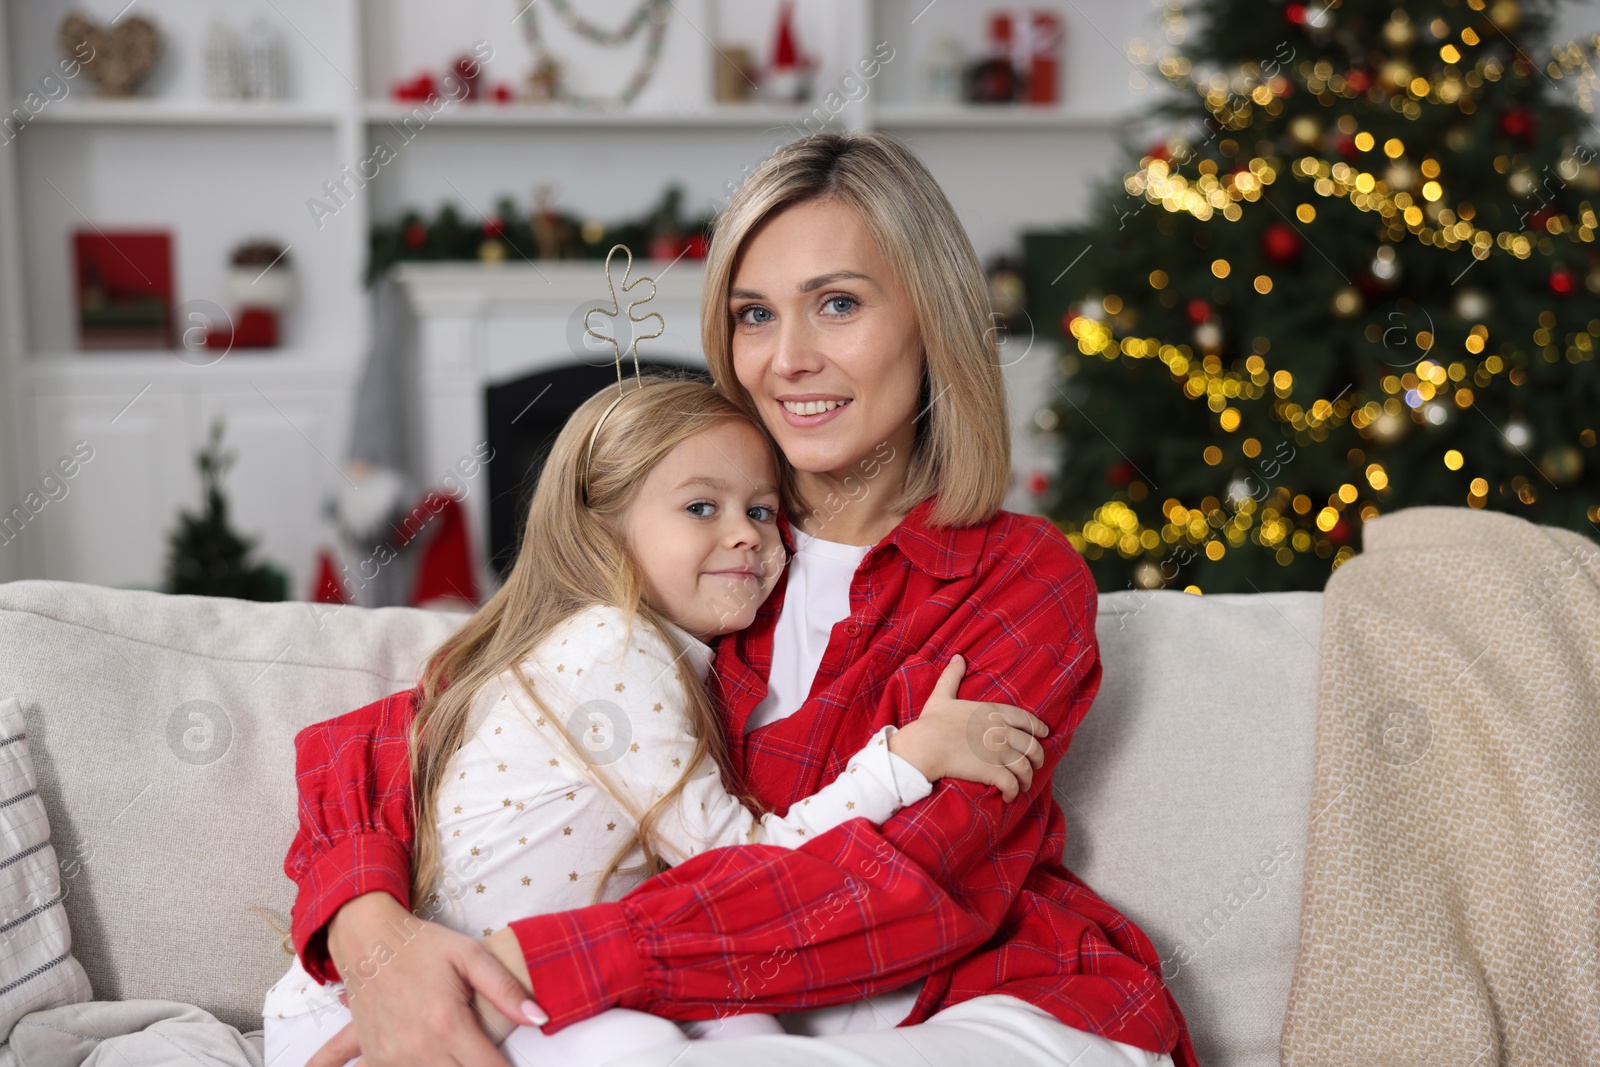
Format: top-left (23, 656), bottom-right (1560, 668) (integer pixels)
top-left (0, 0), bottom-right (1171, 592)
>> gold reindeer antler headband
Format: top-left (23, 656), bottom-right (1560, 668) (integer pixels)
top-left (581, 244), bottom-right (666, 506)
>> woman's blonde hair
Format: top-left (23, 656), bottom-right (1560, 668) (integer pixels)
top-left (700, 130), bottom-right (1010, 528)
top-left (408, 376), bottom-right (773, 914)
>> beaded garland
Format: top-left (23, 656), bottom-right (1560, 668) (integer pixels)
top-left (515, 0), bottom-right (671, 111)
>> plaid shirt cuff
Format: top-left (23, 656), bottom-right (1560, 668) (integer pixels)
top-left (508, 903), bottom-right (647, 1027)
top-left (290, 830), bottom-right (414, 985)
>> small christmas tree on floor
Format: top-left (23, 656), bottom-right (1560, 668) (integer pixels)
top-left (1025, 0), bottom-right (1600, 593)
top-left (164, 417), bottom-right (288, 601)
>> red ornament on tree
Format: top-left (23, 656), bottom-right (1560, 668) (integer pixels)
top-left (1106, 461), bottom-right (1134, 487)
top-left (1285, 3), bottom-right (1308, 25)
top-left (684, 232), bottom-right (710, 258)
top-left (1332, 133), bottom-right (1358, 159)
top-left (1146, 142), bottom-right (1170, 162)
top-left (1498, 105), bottom-right (1536, 144)
top-left (1550, 267), bottom-right (1575, 296)
top-left (1345, 68), bottom-right (1372, 94)
top-left (1262, 221), bottom-right (1303, 264)
top-left (1061, 308), bottom-right (1080, 334)
top-left (403, 221), bottom-right (428, 249)
top-left (1026, 470), bottom-right (1051, 496)
top-left (1186, 298), bottom-right (1211, 325)
top-left (482, 216), bottom-right (505, 239)
top-left (1329, 518), bottom-right (1350, 545)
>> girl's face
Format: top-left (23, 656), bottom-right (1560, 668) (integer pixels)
top-left (621, 420), bottom-right (786, 642)
top-left (727, 198), bottom-right (924, 483)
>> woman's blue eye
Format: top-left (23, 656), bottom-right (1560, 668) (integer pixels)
top-left (747, 505), bottom-right (777, 523)
top-left (825, 296), bottom-right (857, 315)
top-left (736, 305), bottom-right (772, 325)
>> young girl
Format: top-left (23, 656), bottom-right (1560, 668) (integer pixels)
top-left (262, 377), bottom-right (1049, 1067)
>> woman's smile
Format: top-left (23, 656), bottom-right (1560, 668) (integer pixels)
top-left (778, 394), bottom-right (854, 426)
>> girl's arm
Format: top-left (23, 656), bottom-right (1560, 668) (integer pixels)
top-left (506, 606), bottom-right (928, 864)
top-left (511, 610), bottom-right (1048, 867)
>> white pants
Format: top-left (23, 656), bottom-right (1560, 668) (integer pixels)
top-left (262, 994), bottom-right (1174, 1067)
top-left (263, 1004), bottom-right (784, 1067)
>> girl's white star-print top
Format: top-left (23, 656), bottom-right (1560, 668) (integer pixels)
top-left (263, 603), bottom-right (933, 1020)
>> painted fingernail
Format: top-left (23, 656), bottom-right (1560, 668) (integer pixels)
top-left (521, 1000), bottom-right (548, 1025)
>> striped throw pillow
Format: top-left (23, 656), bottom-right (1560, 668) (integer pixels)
top-left (0, 696), bottom-right (91, 1054)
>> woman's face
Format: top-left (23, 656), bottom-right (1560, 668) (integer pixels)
top-left (727, 198), bottom-right (923, 483)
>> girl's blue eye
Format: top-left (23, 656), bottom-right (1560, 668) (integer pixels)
top-left (747, 505), bottom-right (777, 523)
top-left (686, 501), bottom-right (715, 518)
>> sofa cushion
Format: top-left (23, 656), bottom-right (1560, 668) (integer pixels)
top-left (0, 696), bottom-right (94, 1050)
top-left (1062, 589), bottom-right (1322, 1067)
top-left (0, 581), bottom-right (468, 1035)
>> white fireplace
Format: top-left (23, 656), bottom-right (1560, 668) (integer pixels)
top-left (391, 259), bottom-right (709, 578)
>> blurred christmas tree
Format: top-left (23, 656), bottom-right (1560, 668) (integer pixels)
top-left (1024, 0), bottom-right (1600, 593)
top-left (163, 418), bottom-right (288, 601)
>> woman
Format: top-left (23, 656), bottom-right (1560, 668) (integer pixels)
top-left (289, 131), bottom-right (1196, 1067)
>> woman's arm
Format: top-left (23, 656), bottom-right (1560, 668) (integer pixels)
top-left (285, 688), bottom-right (419, 984)
top-left (500, 631), bottom-right (1100, 1028)
top-left (288, 631), bottom-right (1091, 1003)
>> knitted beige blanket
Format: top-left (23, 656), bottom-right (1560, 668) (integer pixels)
top-left (1281, 505), bottom-right (1600, 1066)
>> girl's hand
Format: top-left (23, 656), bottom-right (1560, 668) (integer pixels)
top-left (887, 655), bottom-right (1049, 802)
top-left (306, 891), bottom-right (545, 1067)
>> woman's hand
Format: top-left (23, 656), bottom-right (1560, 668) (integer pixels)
top-left (887, 655), bottom-right (1049, 802)
top-left (473, 928), bottom-right (544, 1045)
top-left (305, 891), bottom-right (546, 1067)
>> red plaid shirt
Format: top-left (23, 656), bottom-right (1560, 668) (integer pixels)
top-left (286, 496), bottom-right (1196, 1065)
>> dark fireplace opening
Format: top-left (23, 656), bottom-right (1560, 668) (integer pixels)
top-left (485, 359), bottom-right (711, 578)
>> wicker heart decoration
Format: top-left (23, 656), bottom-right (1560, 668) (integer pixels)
top-left (59, 12), bottom-right (162, 97)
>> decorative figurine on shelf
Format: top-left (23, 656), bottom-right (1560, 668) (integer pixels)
top-left (60, 12), bottom-right (161, 97)
top-left (924, 35), bottom-right (965, 105)
top-left (1023, 10), bottom-right (1062, 105)
top-left (239, 19), bottom-right (287, 100)
top-left (966, 11), bottom-right (1023, 103)
top-left (202, 21), bottom-right (242, 100)
top-left (532, 186), bottom-right (579, 259)
top-left (217, 239), bottom-right (293, 348)
top-left (392, 72), bottom-right (436, 101)
top-left (525, 54), bottom-right (564, 103)
top-left (761, 0), bottom-right (813, 104)
top-left (451, 53), bottom-right (482, 101)
top-left (713, 45), bottom-right (755, 103)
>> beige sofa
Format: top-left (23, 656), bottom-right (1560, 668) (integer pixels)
top-left (0, 579), bottom-right (1321, 1066)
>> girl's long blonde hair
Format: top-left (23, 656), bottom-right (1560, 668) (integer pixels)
top-left (699, 130), bottom-right (1011, 528)
top-left (408, 376), bottom-right (773, 914)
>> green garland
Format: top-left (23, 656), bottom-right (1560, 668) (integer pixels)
top-left (365, 183), bottom-right (713, 284)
